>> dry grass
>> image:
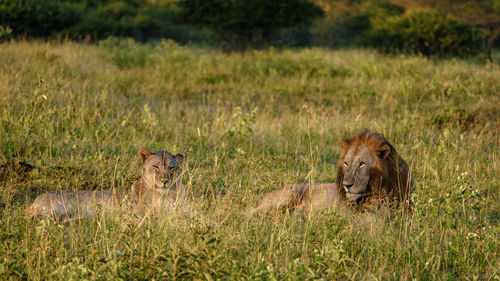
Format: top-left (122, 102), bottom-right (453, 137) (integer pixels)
top-left (0, 39), bottom-right (498, 280)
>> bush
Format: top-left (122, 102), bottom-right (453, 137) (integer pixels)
top-left (0, 0), bottom-right (198, 42)
top-left (98, 37), bottom-right (152, 69)
top-left (0, 25), bottom-right (12, 42)
top-left (0, 0), bottom-right (81, 37)
top-left (364, 10), bottom-right (480, 57)
top-left (310, 0), bottom-right (404, 47)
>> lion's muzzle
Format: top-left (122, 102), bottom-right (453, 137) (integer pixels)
top-left (345, 191), bottom-right (362, 201)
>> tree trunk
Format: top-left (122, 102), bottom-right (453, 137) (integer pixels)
top-left (484, 28), bottom-right (500, 62)
top-left (484, 37), bottom-right (492, 62)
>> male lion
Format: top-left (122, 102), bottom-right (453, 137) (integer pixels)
top-left (27, 148), bottom-right (187, 221)
top-left (251, 131), bottom-right (413, 214)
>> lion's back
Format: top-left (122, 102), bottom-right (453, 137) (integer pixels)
top-left (251, 183), bottom-right (338, 214)
top-left (297, 183), bottom-right (338, 211)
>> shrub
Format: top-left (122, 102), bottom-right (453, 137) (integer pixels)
top-left (0, 0), bottom-right (198, 42)
top-left (0, 25), bottom-right (12, 42)
top-left (364, 10), bottom-right (480, 57)
top-left (0, 0), bottom-right (81, 37)
top-left (98, 37), bottom-right (152, 69)
top-left (310, 0), bottom-right (404, 47)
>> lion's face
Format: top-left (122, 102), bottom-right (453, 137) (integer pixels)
top-left (337, 132), bottom-right (393, 203)
top-left (138, 148), bottom-right (186, 190)
top-left (341, 145), bottom-right (375, 201)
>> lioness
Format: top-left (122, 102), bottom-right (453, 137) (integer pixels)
top-left (27, 148), bottom-right (186, 221)
top-left (251, 131), bottom-right (413, 214)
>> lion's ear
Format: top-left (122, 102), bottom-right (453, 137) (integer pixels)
top-left (376, 143), bottom-right (390, 159)
top-left (341, 138), bottom-right (352, 153)
top-left (175, 153), bottom-right (186, 165)
top-left (138, 148), bottom-right (152, 163)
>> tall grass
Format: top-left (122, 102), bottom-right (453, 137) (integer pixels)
top-left (0, 39), bottom-right (498, 280)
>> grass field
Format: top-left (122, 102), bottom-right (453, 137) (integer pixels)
top-left (0, 39), bottom-right (499, 280)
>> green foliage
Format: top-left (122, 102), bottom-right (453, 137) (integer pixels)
top-left (311, 0), bottom-right (404, 47)
top-left (0, 25), bottom-right (12, 42)
top-left (0, 0), bottom-right (197, 42)
top-left (223, 106), bottom-right (257, 140)
top-left (180, 0), bottom-right (324, 47)
top-left (365, 10), bottom-right (481, 57)
top-left (98, 37), bottom-right (153, 69)
top-left (0, 0), bottom-right (81, 37)
top-left (0, 0), bottom-right (493, 58)
top-left (0, 0), bottom-right (324, 45)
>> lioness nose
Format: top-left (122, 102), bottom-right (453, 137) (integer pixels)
top-left (344, 184), bottom-right (353, 190)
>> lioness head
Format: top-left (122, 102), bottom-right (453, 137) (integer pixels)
top-left (336, 131), bottom-right (413, 205)
top-left (138, 148), bottom-right (186, 190)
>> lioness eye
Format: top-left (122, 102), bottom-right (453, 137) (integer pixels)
top-left (343, 162), bottom-right (348, 167)
top-left (359, 162), bottom-right (365, 167)
top-left (153, 165), bottom-right (160, 170)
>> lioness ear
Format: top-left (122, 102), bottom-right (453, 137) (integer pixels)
top-left (175, 153), bottom-right (186, 165)
top-left (376, 143), bottom-right (390, 159)
top-left (138, 148), bottom-right (152, 163)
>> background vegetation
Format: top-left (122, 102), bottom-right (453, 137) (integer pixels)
top-left (0, 0), bottom-right (499, 279)
top-left (364, 10), bottom-right (480, 57)
top-left (1, 0), bottom-right (500, 58)
top-left (0, 0), bottom-right (197, 42)
top-left (180, 0), bottom-right (324, 48)
top-left (0, 39), bottom-right (498, 279)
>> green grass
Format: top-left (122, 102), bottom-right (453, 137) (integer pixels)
top-left (0, 38), bottom-right (498, 280)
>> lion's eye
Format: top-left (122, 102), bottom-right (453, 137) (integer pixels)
top-left (343, 162), bottom-right (348, 167)
top-left (359, 162), bottom-right (365, 167)
top-left (153, 165), bottom-right (160, 171)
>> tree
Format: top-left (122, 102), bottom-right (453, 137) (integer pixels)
top-left (392, 0), bottom-right (500, 61)
top-left (179, 0), bottom-right (324, 48)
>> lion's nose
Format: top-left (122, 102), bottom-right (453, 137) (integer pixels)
top-left (344, 184), bottom-right (353, 190)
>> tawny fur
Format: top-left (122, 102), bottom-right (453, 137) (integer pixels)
top-left (27, 148), bottom-right (187, 221)
top-left (250, 183), bottom-right (338, 215)
top-left (251, 130), bottom-right (413, 214)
